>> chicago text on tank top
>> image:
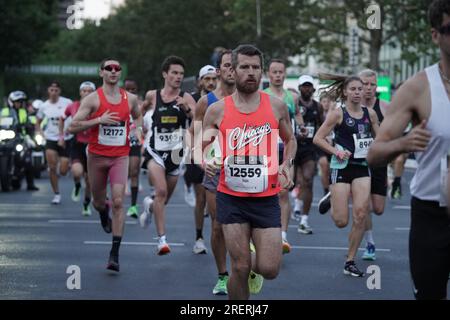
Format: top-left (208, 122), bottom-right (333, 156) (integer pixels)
top-left (217, 92), bottom-right (280, 197)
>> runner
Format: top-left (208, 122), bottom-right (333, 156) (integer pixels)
top-left (263, 58), bottom-right (305, 254)
top-left (317, 93), bottom-right (336, 197)
top-left (123, 78), bottom-right (143, 219)
top-left (139, 55), bottom-right (196, 255)
top-left (201, 45), bottom-right (296, 299)
top-left (60, 81), bottom-right (96, 215)
top-left (294, 75), bottom-right (324, 234)
top-left (314, 74), bottom-right (379, 277)
top-left (186, 65), bottom-right (217, 254)
top-left (35, 81), bottom-right (73, 204)
top-left (190, 49), bottom-right (235, 295)
top-left (69, 58), bottom-right (142, 272)
top-left (359, 69), bottom-right (389, 261)
top-left (368, 0), bottom-right (450, 299)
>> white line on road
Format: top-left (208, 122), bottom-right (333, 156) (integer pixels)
top-left (395, 227), bottom-right (410, 231)
top-left (84, 241), bottom-right (185, 247)
top-left (290, 245), bottom-right (391, 252)
top-left (49, 220), bottom-right (137, 225)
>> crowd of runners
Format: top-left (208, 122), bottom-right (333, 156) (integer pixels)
top-left (1, 0), bottom-right (449, 300)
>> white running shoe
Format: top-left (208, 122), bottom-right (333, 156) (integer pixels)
top-left (184, 185), bottom-right (196, 208)
top-left (193, 238), bottom-right (207, 254)
top-left (157, 236), bottom-right (171, 255)
top-left (51, 194), bottom-right (61, 205)
top-left (139, 196), bottom-right (153, 228)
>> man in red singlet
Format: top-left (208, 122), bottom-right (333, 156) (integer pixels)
top-left (202, 45), bottom-right (297, 300)
top-left (69, 58), bottom-right (143, 272)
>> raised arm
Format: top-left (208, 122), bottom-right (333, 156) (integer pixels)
top-left (69, 93), bottom-right (119, 134)
top-left (367, 75), bottom-right (431, 167)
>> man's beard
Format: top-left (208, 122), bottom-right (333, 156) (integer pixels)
top-left (236, 79), bottom-right (259, 94)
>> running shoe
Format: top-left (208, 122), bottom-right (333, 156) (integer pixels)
top-left (184, 185), bottom-right (196, 208)
top-left (82, 204), bottom-right (92, 216)
top-left (106, 254), bottom-right (120, 272)
top-left (157, 237), bottom-right (171, 256)
top-left (71, 187), bottom-right (81, 202)
top-left (139, 196), bottom-right (153, 228)
top-left (298, 223), bottom-right (313, 235)
top-left (362, 242), bottom-right (376, 261)
top-left (51, 194), bottom-right (61, 205)
top-left (291, 211), bottom-right (301, 221)
top-left (248, 270), bottom-right (264, 294)
top-left (193, 238), bottom-right (207, 254)
top-left (127, 205), bottom-right (139, 219)
top-left (282, 239), bottom-right (291, 254)
top-left (391, 183), bottom-right (402, 199)
top-left (318, 191), bottom-right (331, 214)
top-left (212, 275), bottom-right (228, 295)
top-left (343, 261), bottom-right (365, 277)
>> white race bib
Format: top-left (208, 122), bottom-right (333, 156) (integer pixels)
top-left (353, 133), bottom-right (373, 159)
top-left (439, 152), bottom-right (450, 207)
top-left (98, 122), bottom-right (126, 146)
top-left (154, 128), bottom-right (183, 151)
top-left (305, 125), bottom-right (315, 139)
top-left (224, 155), bottom-right (268, 193)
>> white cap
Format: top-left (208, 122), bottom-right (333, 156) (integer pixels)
top-left (199, 65), bottom-right (216, 79)
top-left (298, 75), bottom-right (315, 88)
top-left (79, 81), bottom-right (96, 91)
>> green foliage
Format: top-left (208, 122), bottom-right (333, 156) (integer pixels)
top-left (0, 0), bottom-right (58, 69)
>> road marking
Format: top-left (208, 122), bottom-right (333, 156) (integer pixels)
top-left (84, 241), bottom-right (185, 247)
top-left (393, 206), bottom-right (411, 210)
top-left (290, 245), bottom-right (391, 252)
top-left (395, 227), bottom-right (410, 231)
top-left (49, 220), bottom-right (137, 225)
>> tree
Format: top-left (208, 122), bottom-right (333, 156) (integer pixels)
top-left (0, 0), bottom-right (58, 70)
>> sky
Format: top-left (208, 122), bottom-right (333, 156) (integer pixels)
top-left (82, 0), bottom-right (125, 21)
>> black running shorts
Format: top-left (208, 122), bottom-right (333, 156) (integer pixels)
top-left (71, 141), bottom-right (88, 170)
top-left (329, 163), bottom-right (370, 185)
top-left (184, 163), bottom-right (204, 185)
top-left (45, 139), bottom-right (71, 158)
top-left (216, 191), bottom-right (281, 228)
top-left (370, 166), bottom-right (387, 196)
top-left (409, 197), bottom-right (450, 300)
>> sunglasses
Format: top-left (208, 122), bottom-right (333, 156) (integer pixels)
top-left (439, 23), bottom-right (450, 35)
top-left (103, 64), bottom-right (122, 72)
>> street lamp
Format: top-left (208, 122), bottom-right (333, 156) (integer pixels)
top-left (256, 0), bottom-right (261, 38)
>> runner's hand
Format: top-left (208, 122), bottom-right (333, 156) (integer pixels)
top-left (335, 149), bottom-right (352, 161)
top-left (204, 158), bottom-right (220, 178)
top-left (99, 110), bottom-right (120, 125)
top-left (278, 162), bottom-right (294, 190)
top-left (402, 120), bottom-right (431, 153)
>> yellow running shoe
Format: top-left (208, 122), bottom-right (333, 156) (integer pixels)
top-left (248, 270), bottom-right (264, 294)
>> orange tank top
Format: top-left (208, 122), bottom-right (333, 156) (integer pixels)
top-left (88, 87), bottom-right (130, 157)
top-left (217, 91), bottom-right (280, 197)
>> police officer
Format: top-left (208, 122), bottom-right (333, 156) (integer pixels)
top-left (2, 91), bottom-right (39, 191)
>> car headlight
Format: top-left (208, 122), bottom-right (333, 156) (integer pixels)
top-left (0, 130), bottom-right (16, 141)
top-left (15, 144), bottom-right (24, 152)
top-left (35, 134), bottom-right (45, 146)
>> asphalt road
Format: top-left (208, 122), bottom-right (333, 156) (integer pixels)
top-left (0, 168), bottom-right (448, 300)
